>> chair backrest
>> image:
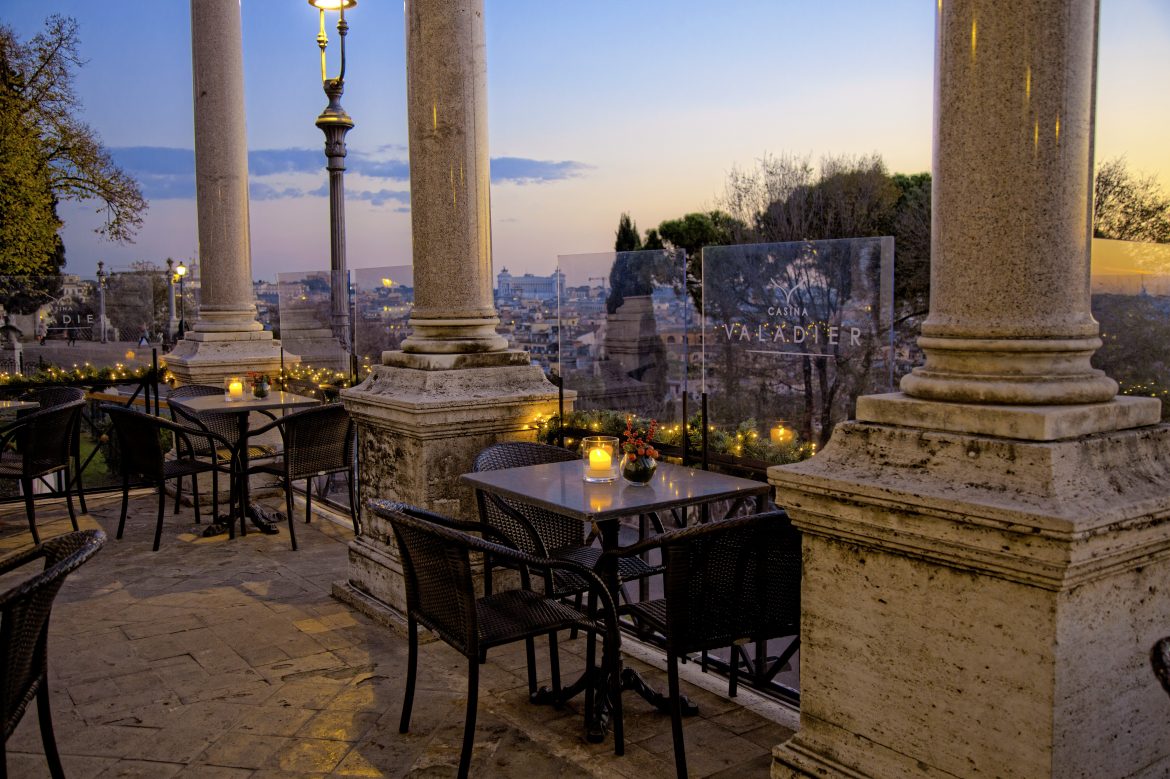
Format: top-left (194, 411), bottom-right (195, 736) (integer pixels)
top-left (658, 509), bottom-right (801, 655)
top-left (282, 404), bottom-right (354, 479)
top-left (105, 406), bottom-right (168, 480)
top-left (11, 402), bottom-right (83, 479)
top-left (472, 442), bottom-right (583, 555)
top-left (21, 386), bottom-right (86, 410)
top-left (371, 501), bottom-right (479, 659)
top-left (1, 529), bottom-right (106, 739)
top-left (167, 384), bottom-right (240, 450)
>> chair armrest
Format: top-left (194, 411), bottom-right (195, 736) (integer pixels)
top-left (601, 508), bottom-right (793, 561)
top-left (243, 414), bottom-right (286, 440)
top-left (0, 547), bottom-right (48, 610)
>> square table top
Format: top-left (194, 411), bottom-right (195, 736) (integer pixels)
top-left (167, 390), bottom-right (320, 415)
top-left (460, 459), bottom-right (771, 523)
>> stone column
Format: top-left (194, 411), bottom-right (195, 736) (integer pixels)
top-left (166, 0), bottom-right (287, 385)
top-left (398, 0), bottom-right (506, 356)
top-left (771, 1), bottom-right (1170, 776)
top-left (335, 0), bottom-right (562, 623)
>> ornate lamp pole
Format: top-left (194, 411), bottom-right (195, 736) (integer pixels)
top-left (310, 0), bottom-right (355, 361)
top-left (166, 258), bottom-right (178, 340)
top-left (175, 261), bottom-right (188, 338)
top-left (96, 261), bottom-right (108, 344)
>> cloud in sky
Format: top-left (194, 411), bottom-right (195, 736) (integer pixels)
top-left (110, 146), bottom-right (589, 205)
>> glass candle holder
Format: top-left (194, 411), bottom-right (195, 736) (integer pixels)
top-left (582, 436), bottom-right (619, 483)
top-left (224, 376), bottom-right (246, 402)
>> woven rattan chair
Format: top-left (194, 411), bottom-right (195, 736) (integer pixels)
top-left (369, 500), bottom-right (623, 779)
top-left (105, 406), bottom-right (235, 551)
top-left (19, 388), bottom-right (88, 515)
top-left (1, 529), bottom-right (106, 779)
top-left (167, 384), bottom-right (278, 514)
top-left (0, 401), bottom-right (84, 545)
top-left (606, 509), bottom-right (800, 779)
top-left (245, 404), bottom-right (357, 550)
top-left (472, 442), bottom-right (660, 697)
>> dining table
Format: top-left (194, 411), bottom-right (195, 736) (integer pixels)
top-left (460, 457), bottom-right (772, 740)
top-left (167, 390), bottom-right (319, 535)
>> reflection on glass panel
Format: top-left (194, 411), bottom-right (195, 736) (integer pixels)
top-left (276, 270), bottom-right (346, 371)
top-left (555, 249), bottom-right (691, 440)
top-left (351, 266), bottom-right (414, 368)
top-left (701, 238), bottom-right (895, 453)
top-left (1090, 238), bottom-right (1170, 418)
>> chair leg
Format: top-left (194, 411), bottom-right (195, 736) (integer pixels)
top-left (63, 469), bottom-right (78, 532)
top-left (21, 478), bottom-right (40, 546)
top-left (191, 472), bottom-right (201, 525)
top-left (153, 483), bottom-right (166, 551)
top-left (346, 469), bottom-right (359, 534)
top-left (399, 619), bottom-right (418, 733)
top-left (729, 645), bottom-right (741, 698)
top-left (73, 420), bottom-right (87, 515)
top-left (304, 483), bottom-right (313, 524)
top-left (117, 473), bottom-right (130, 540)
top-left (607, 625), bottom-right (624, 757)
top-left (210, 468), bottom-right (219, 527)
top-left (174, 474), bottom-right (183, 513)
top-left (286, 479), bottom-right (298, 551)
top-left (548, 631), bottom-right (563, 701)
top-left (459, 657), bottom-right (479, 779)
top-left (36, 682), bottom-right (65, 779)
top-left (667, 654), bottom-right (687, 779)
top-left (523, 637), bottom-right (538, 697)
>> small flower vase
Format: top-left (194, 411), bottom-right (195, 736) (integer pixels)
top-left (621, 454), bottom-right (658, 486)
top-left (253, 381), bottom-right (270, 399)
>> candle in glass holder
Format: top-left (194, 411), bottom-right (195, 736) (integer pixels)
top-left (770, 424), bottom-right (793, 445)
top-left (227, 379), bottom-right (244, 401)
top-left (582, 436), bottom-right (619, 482)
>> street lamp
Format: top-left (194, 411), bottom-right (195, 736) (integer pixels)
top-left (96, 261), bottom-right (108, 344)
top-left (310, 0), bottom-right (355, 363)
top-left (175, 261), bottom-right (188, 338)
top-left (166, 258), bottom-right (178, 341)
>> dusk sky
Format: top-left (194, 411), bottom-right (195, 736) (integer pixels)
top-left (3, 1), bottom-right (1168, 283)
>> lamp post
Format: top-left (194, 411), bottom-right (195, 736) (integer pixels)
top-left (96, 261), bottom-right (108, 344)
top-left (175, 261), bottom-right (188, 338)
top-left (310, 0), bottom-right (355, 363)
top-left (166, 258), bottom-right (178, 340)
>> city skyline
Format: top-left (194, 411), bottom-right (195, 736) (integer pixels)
top-left (3, 1), bottom-right (1168, 284)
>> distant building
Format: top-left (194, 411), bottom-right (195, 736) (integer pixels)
top-left (496, 268), bottom-right (564, 301)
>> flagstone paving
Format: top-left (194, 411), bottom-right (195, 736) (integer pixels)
top-left (0, 490), bottom-right (794, 777)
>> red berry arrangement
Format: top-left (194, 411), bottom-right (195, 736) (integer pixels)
top-left (622, 416), bottom-right (659, 462)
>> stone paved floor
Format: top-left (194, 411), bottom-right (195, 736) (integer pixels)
top-left (0, 490), bottom-right (794, 778)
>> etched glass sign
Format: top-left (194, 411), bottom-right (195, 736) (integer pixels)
top-left (701, 237), bottom-right (894, 448)
top-left (351, 265), bottom-right (414, 367)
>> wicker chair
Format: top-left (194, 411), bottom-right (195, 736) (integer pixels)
top-left (104, 406), bottom-right (235, 551)
top-left (166, 384), bottom-right (278, 515)
top-left (472, 442), bottom-right (660, 697)
top-left (19, 387), bottom-right (88, 515)
top-left (606, 509), bottom-right (800, 779)
top-left (0, 401), bottom-right (84, 545)
top-left (245, 404), bottom-right (357, 550)
top-left (369, 500), bottom-right (623, 779)
top-left (1, 529), bottom-right (106, 779)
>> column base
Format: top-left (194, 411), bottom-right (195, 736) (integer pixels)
top-left (165, 329), bottom-right (291, 386)
top-left (768, 419), bottom-right (1170, 778)
top-left (336, 358), bottom-right (567, 623)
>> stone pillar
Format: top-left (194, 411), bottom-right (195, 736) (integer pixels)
top-left (166, 0), bottom-right (288, 385)
top-left (770, 1), bottom-right (1170, 776)
top-left (335, 0), bottom-right (562, 623)
top-left (399, 0), bottom-right (506, 356)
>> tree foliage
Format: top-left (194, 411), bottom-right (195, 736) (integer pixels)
top-left (614, 212), bottom-right (642, 252)
top-left (1094, 157), bottom-right (1170, 244)
top-left (0, 15), bottom-right (146, 278)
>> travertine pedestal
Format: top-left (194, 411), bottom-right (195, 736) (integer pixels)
top-left (771, 401), bottom-right (1170, 777)
top-left (333, 351), bottom-right (563, 621)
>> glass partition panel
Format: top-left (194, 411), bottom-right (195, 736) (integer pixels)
top-left (555, 249), bottom-right (692, 447)
top-left (701, 237), bottom-right (894, 454)
top-left (351, 265), bottom-right (414, 370)
top-left (276, 270), bottom-right (346, 372)
top-left (1091, 238), bottom-right (1170, 418)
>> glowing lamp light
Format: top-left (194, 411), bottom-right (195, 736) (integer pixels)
top-left (770, 424), bottom-right (794, 445)
top-left (308, 0), bottom-right (356, 10)
top-left (589, 447), bottom-right (612, 471)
